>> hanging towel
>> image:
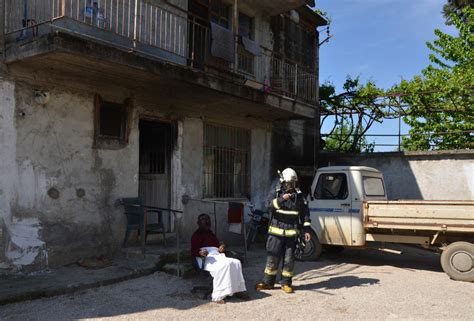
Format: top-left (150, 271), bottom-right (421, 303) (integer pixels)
top-left (228, 202), bottom-right (244, 224)
top-left (242, 37), bottom-right (262, 56)
top-left (211, 22), bottom-right (235, 62)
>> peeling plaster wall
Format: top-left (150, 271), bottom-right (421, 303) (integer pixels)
top-left (0, 79), bottom-right (17, 268)
top-left (5, 82), bottom-right (139, 269)
top-left (0, 80), bottom-right (49, 270)
top-left (1, 77), bottom-right (276, 271)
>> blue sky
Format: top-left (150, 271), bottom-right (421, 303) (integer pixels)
top-left (315, 0), bottom-right (457, 151)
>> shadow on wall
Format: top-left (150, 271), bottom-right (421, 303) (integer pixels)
top-left (272, 120), bottom-right (316, 171)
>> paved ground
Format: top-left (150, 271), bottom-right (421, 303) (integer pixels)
top-left (0, 248), bottom-right (163, 306)
top-left (1, 244), bottom-right (473, 320)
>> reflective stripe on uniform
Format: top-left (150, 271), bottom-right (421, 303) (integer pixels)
top-left (303, 222), bottom-right (311, 227)
top-left (264, 267), bottom-right (278, 275)
top-left (268, 226), bottom-right (298, 237)
top-left (276, 209), bottom-right (299, 216)
top-left (282, 270), bottom-right (294, 278)
top-left (272, 198), bottom-right (280, 209)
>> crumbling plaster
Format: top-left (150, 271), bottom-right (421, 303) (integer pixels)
top-left (0, 81), bottom-right (140, 269)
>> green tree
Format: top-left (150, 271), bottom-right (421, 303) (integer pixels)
top-left (395, 8), bottom-right (474, 151)
top-left (323, 121), bottom-right (375, 153)
top-left (442, 0), bottom-right (473, 25)
top-left (320, 76), bottom-right (382, 153)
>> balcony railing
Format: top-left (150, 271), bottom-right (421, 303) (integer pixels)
top-left (4, 0), bottom-right (318, 103)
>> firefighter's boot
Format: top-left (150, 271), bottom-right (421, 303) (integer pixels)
top-left (281, 284), bottom-right (294, 293)
top-left (255, 282), bottom-right (274, 291)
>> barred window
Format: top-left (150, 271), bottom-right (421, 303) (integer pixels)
top-left (203, 124), bottom-right (250, 198)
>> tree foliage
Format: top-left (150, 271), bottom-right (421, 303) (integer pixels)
top-left (394, 7), bottom-right (474, 150)
top-left (442, 0), bottom-right (473, 25)
top-left (320, 76), bottom-right (385, 153)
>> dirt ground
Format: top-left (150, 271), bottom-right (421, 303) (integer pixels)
top-left (1, 245), bottom-right (473, 320)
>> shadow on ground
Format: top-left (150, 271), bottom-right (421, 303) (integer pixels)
top-left (297, 275), bottom-right (379, 292)
top-left (321, 244), bottom-right (443, 273)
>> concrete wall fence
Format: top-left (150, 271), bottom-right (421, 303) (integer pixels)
top-left (318, 150), bottom-right (474, 201)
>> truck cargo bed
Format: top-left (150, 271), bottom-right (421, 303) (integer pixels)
top-left (363, 200), bottom-right (474, 233)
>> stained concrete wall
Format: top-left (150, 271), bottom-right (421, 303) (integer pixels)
top-left (0, 79), bottom-right (17, 269)
top-left (0, 81), bottom-right (140, 271)
top-left (319, 151), bottom-right (474, 200)
top-left (0, 76), bottom-right (275, 271)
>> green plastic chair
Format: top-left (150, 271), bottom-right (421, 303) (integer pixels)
top-left (121, 197), bottom-right (166, 247)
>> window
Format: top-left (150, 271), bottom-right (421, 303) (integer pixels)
top-left (94, 95), bottom-right (130, 148)
top-left (237, 12), bottom-right (255, 75)
top-left (314, 173), bottom-right (348, 200)
top-left (210, 0), bottom-right (230, 28)
top-left (271, 15), bottom-right (316, 72)
top-left (284, 19), bottom-right (316, 71)
top-left (238, 12), bottom-right (253, 39)
top-left (203, 124), bottom-right (250, 198)
top-left (363, 177), bottom-right (385, 197)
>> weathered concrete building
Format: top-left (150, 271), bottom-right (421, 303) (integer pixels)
top-left (0, 0), bottom-right (326, 271)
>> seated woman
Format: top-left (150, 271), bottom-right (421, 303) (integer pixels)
top-left (191, 213), bottom-right (249, 304)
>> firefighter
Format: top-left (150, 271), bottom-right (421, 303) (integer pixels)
top-left (255, 168), bottom-right (312, 294)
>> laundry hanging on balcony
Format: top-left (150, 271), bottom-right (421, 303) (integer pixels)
top-left (85, 0), bottom-right (105, 21)
top-left (210, 22), bottom-right (235, 63)
top-left (241, 37), bottom-right (262, 57)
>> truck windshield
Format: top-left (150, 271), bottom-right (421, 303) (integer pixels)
top-left (363, 177), bottom-right (385, 196)
top-left (314, 173), bottom-right (348, 200)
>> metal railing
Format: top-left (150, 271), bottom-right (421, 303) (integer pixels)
top-left (4, 0), bottom-right (318, 103)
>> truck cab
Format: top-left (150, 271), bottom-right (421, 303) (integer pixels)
top-left (308, 166), bottom-right (387, 247)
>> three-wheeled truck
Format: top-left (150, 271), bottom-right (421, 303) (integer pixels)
top-left (299, 166), bottom-right (474, 282)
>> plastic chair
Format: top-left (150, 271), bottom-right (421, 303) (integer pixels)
top-left (190, 256), bottom-right (213, 299)
top-left (121, 197), bottom-right (166, 247)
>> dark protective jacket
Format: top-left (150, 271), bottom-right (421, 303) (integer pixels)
top-left (266, 188), bottom-right (312, 237)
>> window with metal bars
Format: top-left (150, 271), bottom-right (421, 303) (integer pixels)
top-left (203, 124), bottom-right (250, 198)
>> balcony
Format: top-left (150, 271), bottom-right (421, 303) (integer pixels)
top-left (239, 0), bottom-right (315, 15)
top-left (3, 0), bottom-right (319, 109)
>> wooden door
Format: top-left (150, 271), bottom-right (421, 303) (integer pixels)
top-left (139, 120), bottom-right (172, 232)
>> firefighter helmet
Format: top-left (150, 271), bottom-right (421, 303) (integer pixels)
top-left (280, 168), bottom-right (298, 183)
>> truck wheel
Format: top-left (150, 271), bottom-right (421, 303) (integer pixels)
top-left (440, 242), bottom-right (474, 282)
top-left (295, 230), bottom-right (322, 261)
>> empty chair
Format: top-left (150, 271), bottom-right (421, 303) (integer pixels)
top-left (121, 197), bottom-right (166, 248)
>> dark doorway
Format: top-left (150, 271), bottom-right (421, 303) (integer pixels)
top-left (139, 120), bottom-right (173, 232)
